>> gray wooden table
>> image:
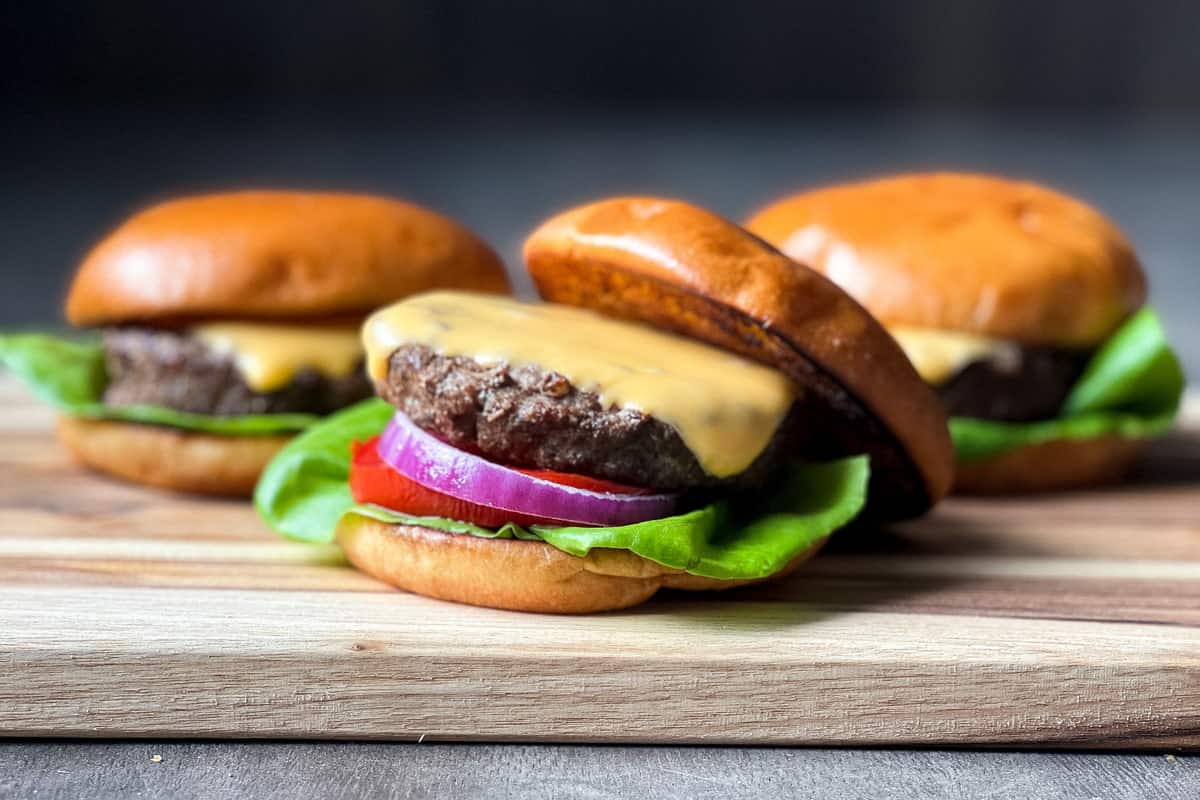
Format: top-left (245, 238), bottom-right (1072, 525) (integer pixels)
top-left (2, 742), bottom-right (1198, 799)
top-left (1, 107), bottom-right (1197, 798)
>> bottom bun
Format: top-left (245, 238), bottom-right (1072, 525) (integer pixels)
top-left (954, 435), bottom-right (1143, 494)
top-left (57, 416), bottom-right (292, 497)
top-left (336, 514), bottom-right (824, 613)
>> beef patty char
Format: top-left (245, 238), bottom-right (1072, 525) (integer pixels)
top-left (378, 344), bottom-right (790, 491)
top-left (938, 346), bottom-right (1091, 422)
top-left (103, 327), bottom-right (373, 416)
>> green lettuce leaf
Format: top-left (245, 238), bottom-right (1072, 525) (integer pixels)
top-left (0, 332), bottom-right (319, 434)
top-left (254, 398), bottom-right (870, 580)
top-left (951, 308), bottom-right (1185, 462)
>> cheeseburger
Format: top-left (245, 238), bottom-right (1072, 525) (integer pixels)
top-left (747, 172), bottom-right (1184, 493)
top-left (0, 191), bottom-right (508, 495)
top-left (256, 198), bottom-right (954, 613)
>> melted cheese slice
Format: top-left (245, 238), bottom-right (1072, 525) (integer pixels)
top-left (193, 321), bottom-right (363, 393)
top-left (363, 291), bottom-right (796, 478)
top-left (888, 326), bottom-right (1020, 385)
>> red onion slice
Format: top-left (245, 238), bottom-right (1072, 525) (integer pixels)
top-left (377, 412), bottom-right (679, 527)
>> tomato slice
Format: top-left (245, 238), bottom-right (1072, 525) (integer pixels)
top-left (511, 466), bottom-right (650, 495)
top-left (348, 436), bottom-right (647, 528)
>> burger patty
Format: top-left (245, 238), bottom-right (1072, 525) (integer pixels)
top-left (938, 347), bottom-right (1091, 422)
top-left (378, 344), bottom-right (789, 491)
top-left (102, 328), bottom-right (373, 416)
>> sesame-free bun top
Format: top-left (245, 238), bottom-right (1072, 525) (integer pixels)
top-left (66, 191), bottom-right (510, 326)
top-left (524, 196), bottom-right (954, 518)
top-left (746, 173), bottom-right (1146, 347)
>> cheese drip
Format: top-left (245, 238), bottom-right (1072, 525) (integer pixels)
top-left (889, 326), bottom-right (1020, 385)
top-left (363, 291), bottom-right (796, 478)
top-left (193, 321), bottom-right (363, 393)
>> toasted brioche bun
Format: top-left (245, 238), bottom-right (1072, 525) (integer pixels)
top-left (58, 416), bottom-right (291, 497)
top-left (746, 173), bottom-right (1146, 347)
top-left (336, 513), bottom-right (824, 613)
top-left (66, 191), bottom-right (509, 326)
top-left (954, 435), bottom-right (1143, 494)
top-left (524, 197), bottom-right (953, 518)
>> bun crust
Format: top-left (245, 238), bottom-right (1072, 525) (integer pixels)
top-left (57, 416), bottom-right (290, 496)
top-left (66, 191), bottom-right (509, 326)
top-left (336, 514), bottom-right (824, 613)
top-left (523, 197), bottom-right (953, 518)
top-left (954, 435), bottom-right (1143, 494)
top-left (746, 173), bottom-right (1145, 346)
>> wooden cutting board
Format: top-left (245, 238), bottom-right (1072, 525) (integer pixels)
top-left (2, 377), bottom-right (1199, 748)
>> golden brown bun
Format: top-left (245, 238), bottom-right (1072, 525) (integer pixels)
top-left (954, 435), bottom-right (1143, 494)
top-left (66, 191), bottom-right (510, 326)
top-left (336, 514), bottom-right (824, 613)
top-left (57, 416), bottom-right (291, 496)
top-left (524, 197), bottom-right (953, 518)
top-left (746, 173), bottom-right (1146, 347)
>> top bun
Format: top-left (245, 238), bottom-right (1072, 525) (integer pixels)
top-left (524, 196), bottom-right (954, 518)
top-left (66, 191), bottom-right (510, 326)
top-left (746, 173), bottom-right (1146, 346)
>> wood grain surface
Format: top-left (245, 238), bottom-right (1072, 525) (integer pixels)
top-left (1, 378), bottom-right (1198, 747)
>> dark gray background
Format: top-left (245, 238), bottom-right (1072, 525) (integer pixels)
top-left (4, 0), bottom-right (1199, 375)
top-left (5, 0), bottom-right (1200, 109)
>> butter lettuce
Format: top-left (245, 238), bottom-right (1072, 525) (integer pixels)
top-left (951, 309), bottom-right (1185, 462)
top-left (254, 398), bottom-right (870, 581)
top-left (0, 332), bottom-right (318, 434)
